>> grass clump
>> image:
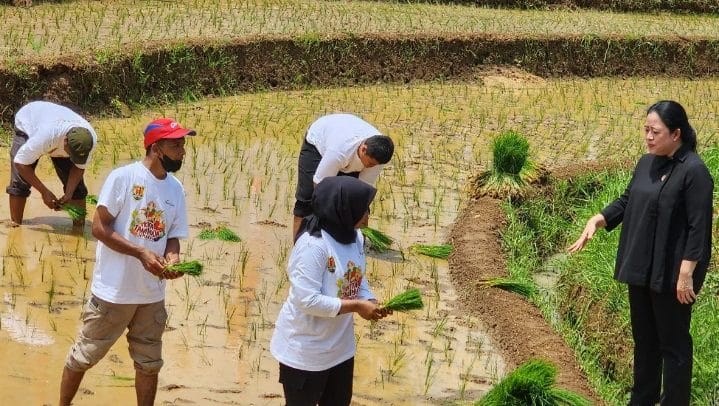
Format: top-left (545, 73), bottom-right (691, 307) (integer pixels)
top-left (61, 204), bottom-right (87, 220)
top-left (476, 359), bottom-right (591, 406)
top-left (382, 288), bottom-right (423, 312)
top-left (361, 227), bottom-right (394, 252)
top-left (197, 226), bottom-right (241, 242)
top-left (479, 277), bottom-right (536, 298)
top-left (166, 260), bottom-right (203, 276)
top-left (472, 130), bottom-right (544, 199)
top-left (410, 243), bottom-right (453, 259)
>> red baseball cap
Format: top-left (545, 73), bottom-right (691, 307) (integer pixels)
top-left (143, 118), bottom-right (196, 149)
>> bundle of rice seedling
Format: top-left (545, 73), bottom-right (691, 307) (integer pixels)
top-left (166, 260), bottom-right (203, 276)
top-left (479, 277), bottom-right (536, 298)
top-left (85, 195), bottom-right (98, 205)
top-left (382, 288), bottom-right (423, 312)
top-left (475, 359), bottom-right (590, 406)
top-left (410, 244), bottom-right (453, 259)
top-left (361, 227), bottom-right (394, 252)
top-left (216, 226), bottom-right (241, 242)
top-left (61, 204), bottom-right (87, 221)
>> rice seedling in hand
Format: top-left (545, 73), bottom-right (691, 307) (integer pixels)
top-left (475, 359), bottom-right (590, 406)
top-left (471, 130), bottom-right (545, 199)
top-left (85, 195), bottom-right (98, 205)
top-left (166, 260), bottom-right (203, 276)
top-left (382, 288), bottom-right (423, 312)
top-left (61, 204), bottom-right (87, 221)
top-left (361, 227), bottom-right (394, 252)
top-left (478, 277), bottom-right (536, 298)
top-left (410, 243), bottom-right (453, 259)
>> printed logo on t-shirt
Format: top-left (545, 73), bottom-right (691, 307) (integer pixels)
top-left (129, 201), bottom-right (166, 241)
top-left (327, 256), bottom-right (336, 273)
top-left (336, 260), bottom-right (363, 299)
top-left (132, 184), bottom-right (145, 200)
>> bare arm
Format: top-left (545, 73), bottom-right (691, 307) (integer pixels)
top-left (338, 299), bottom-right (389, 321)
top-left (92, 205), bottom-right (166, 278)
top-left (15, 163), bottom-right (58, 209)
top-left (58, 165), bottom-right (85, 204)
top-left (567, 213), bottom-right (607, 253)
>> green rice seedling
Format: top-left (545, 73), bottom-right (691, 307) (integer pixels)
top-left (85, 194), bottom-right (98, 205)
top-left (198, 228), bottom-right (216, 240)
top-left (216, 226), bottom-right (241, 242)
top-left (61, 204), bottom-right (87, 220)
top-left (383, 288), bottom-right (423, 312)
top-left (479, 277), bottom-right (536, 298)
top-left (475, 359), bottom-right (590, 406)
top-left (166, 260), bottom-right (203, 276)
top-left (410, 243), bottom-right (453, 259)
top-left (361, 227), bottom-right (394, 252)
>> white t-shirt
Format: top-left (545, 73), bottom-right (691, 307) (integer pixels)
top-left (270, 229), bottom-right (375, 371)
top-left (14, 101), bottom-right (98, 169)
top-left (91, 162), bottom-right (189, 304)
top-left (305, 113), bottom-right (384, 185)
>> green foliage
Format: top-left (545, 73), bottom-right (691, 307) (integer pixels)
top-left (166, 260), bottom-right (203, 276)
top-left (197, 226), bottom-right (241, 242)
top-left (383, 288), bottom-right (424, 312)
top-left (61, 204), bottom-right (87, 220)
top-left (361, 227), bottom-right (394, 252)
top-left (410, 243), bottom-right (453, 259)
top-left (493, 130), bottom-right (529, 176)
top-left (85, 195), bottom-right (98, 205)
top-left (480, 277), bottom-right (536, 298)
top-left (476, 359), bottom-right (591, 406)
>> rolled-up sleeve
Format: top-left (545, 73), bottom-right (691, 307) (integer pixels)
top-left (682, 163), bottom-right (713, 261)
top-left (288, 243), bottom-right (342, 317)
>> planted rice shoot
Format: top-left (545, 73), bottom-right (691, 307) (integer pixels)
top-left (216, 226), bottom-right (241, 242)
top-left (166, 260), bottom-right (203, 276)
top-left (475, 359), bottom-right (590, 406)
top-left (472, 130), bottom-right (544, 199)
top-left (61, 204), bottom-right (87, 220)
top-left (410, 243), bottom-right (453, 259)
top-left (361, 227), bottom-right (394, 252)
top-left (479, 277), bottom-right (536, 298)
top-left (85, 195), bottom-right (98, 205)
top-left (383, 288), bottom-right (424, 312)
top-left (198, 228), bottom-right (216, 240)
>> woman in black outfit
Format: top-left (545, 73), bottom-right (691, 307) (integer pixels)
top-left (568, 100), bottom-right (713, 406)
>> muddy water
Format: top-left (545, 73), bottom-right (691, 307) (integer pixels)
top-left (3, 77), bottom-right (719, 405)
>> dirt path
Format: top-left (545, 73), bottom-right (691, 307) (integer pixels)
top-left (448, 196), bottom-right (601, 403)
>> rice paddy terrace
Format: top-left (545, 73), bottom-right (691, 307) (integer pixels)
top-left (1, 1), bottom-right (718, 405)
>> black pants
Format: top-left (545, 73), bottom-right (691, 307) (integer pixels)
top-left (6, 130), bottom-right (87, 199)
top-left (293, 137), bottom-right (358, 218)
top-left (279, 357), bottom-right (354, 406)
top-left (628, 285), bottom-right (693, 406)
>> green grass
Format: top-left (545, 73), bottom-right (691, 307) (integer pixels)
top-left (3, 0), bottom-right (719, 62)
top-left (410, 243), bottom-right (453, 259)
top-left (476, 359), bottom-right (591, 406)
top-left (480, 277), bottom-right (536, 298)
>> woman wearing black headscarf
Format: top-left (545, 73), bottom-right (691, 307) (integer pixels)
top-left (569, 100), bottom-right (713, 405)
top-left (271, 176), bottom-right (390, 406)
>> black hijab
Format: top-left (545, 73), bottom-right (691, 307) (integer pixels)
top-left (297, 176), bottom-right (377, 244)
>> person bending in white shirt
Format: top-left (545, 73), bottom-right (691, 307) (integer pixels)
top-left (292, 113), bottom-right (394, 239)
top-left (272, 176), bottom-right (391, 406)
top-left (59, 118), bottom-right (195, 406)
top-left (7, 101), bottom-right (98, 227)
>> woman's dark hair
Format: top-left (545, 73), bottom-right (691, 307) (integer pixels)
top-left (364, 135), bottom-right (394, 164)
top-left (647, 100), bottom-right (696, 151)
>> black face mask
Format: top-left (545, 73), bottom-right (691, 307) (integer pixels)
top-left (156, 147), bottom-right (183, 173)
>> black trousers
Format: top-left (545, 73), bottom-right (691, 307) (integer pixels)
top-left (279, 357), bottom-right (354, 406)
top-left (628, 285), bottom-right (693, 406)
top-left (293, 137), bottom-right (358, 218)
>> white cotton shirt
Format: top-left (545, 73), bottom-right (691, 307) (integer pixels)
top-left (91, 162), bottom-right (189, 304)
top-left (270, 229), bottom-right (375, 371)
top-left (305, 113), bottom-right (384, 185)
top-left (13, 101), bottom-right (98, 169)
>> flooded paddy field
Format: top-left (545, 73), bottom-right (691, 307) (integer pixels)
top-left (2, 76), bottom-right (719, 404)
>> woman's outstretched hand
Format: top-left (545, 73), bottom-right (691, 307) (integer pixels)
top-left (568, 214), bottom-right (606, 253)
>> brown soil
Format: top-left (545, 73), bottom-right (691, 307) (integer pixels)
top-left (448, 195), bottom-right (602, 403)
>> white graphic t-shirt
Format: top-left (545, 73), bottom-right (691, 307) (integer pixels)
top-left (305, 113), bottom-right (384, 186)
top-left (91, 162), bottom-right (188, 304)
top-left (270, 229), bottom-right (375, 371)
top-left (14, 101), bottom-right (98, 169)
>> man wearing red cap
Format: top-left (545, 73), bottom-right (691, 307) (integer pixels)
top-left (7, 101), bottom-right (97, 227)
top-left (59, 118), bottom-right (196, 406)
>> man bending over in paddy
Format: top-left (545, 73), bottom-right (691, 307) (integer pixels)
top-left (293, 113), bottom-right (394, 239)
top-left (59, 118), bottom-right (195, 406)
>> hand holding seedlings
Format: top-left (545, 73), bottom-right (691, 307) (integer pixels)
top-left (354, 300), bottom-right (391, 321)
top-left (138, 248), bottom-right (166, 278)
top-left (160, 254), bottom-right (184, 280)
